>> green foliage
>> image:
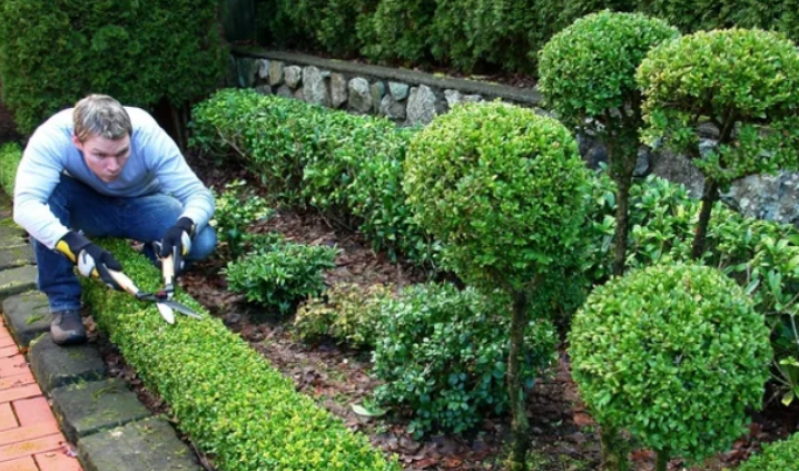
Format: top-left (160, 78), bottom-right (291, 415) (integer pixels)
top-left (0, 142), bottom-right (21, 197)
top-left (372, 283), bottom-right (557, 436)
top-left (294, 283), bottom-right (394, 348)
top-left (82, 239), bottom-right (400, 471)
top-left (637, 28), bottom-right (799, 187)
top-left (0, 0), bottom-right (226, 135)
top-left (359, 0), bottom-right (436, 64)
top-left (190, 89), bottom-right (437, 266)
top-left (539, 11), bottom-right (678, 132)
top-left (403, 102), bottom-right (589, 292)
top-left (569, 263), bottom-right (772, 463)
top-left (224, 239), bottom-right (339, 314)
top-left (211, 180), bottom-right (273, 260)
top-left (737, 433), bottom-right (799, 471)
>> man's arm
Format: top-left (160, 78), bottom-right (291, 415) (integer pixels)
top-left (143, 122), bottom-right (214, 231)
top-left (13, 131), bottom-right (70, 249)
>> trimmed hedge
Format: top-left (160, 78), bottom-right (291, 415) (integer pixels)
top-left (0, 142), bottom-right (21, 198)
top-left (737, 433), bottom-right (799, 471)
top-left (190, 89), bottom-right (437, 265)
top-left (82, 239), bottom-right (400, 471)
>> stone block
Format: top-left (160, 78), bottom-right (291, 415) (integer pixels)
top-left (0, 265), bottom-right (37, 301)
top-left (0, 243), bottom-right (35, 270)
top-left (79, 417), bottom-right (201, 471)
top-left (347, 77), bottom-right (372, 113)
top-left (51, 379), bottom-right (152, 443)
top-left (29, 334), bottom-right (106, 393)
top-left (284, 65), bottom-right (302, 88)
top-left (0, 223), bottom-right (26, 247)
top-left (2, 291), bottom-right (51, 347)
top-left (269, 60), bottom-right (285, 86)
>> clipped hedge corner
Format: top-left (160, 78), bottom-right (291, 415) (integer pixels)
top-left (82, 239), bottom-right (399, 471)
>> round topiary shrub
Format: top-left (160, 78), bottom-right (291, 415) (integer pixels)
top-left (403, 101), bottom-right (589, 292)
top-left (737, 433), bottom-right (799, 471)
top-left (569, 263), bottom-right (772, 468)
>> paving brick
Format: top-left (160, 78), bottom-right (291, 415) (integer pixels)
top-left (35, 450), bottom-right (83, 471)
top-left (51, 379), bottom-right (151, 444)
top-left (78, 417), bottom-right (201, 471)
top-left (28, 335), bottom-right (105, 394)
top-left (0, 421), bottom-right (60, 446)
top-left (0, 434), bottom-right (64, 462)
top-left (14, 397), bottom-right (57, 427)
top-left (0, 456), bottom-right (37, 471)
top-left (0, 244), bottom-right (35, 270)
top-left (0, 354), bottom-right (28, 376)
top-left (0, 338), bottom-right (13, 349)
top-left (0, 383), bottom-right (41, 404)
top-left (0, 404), bottom-right (16, 431)
top-left (0, 372), bottom-right (35, 392)
top-left (0, 224), bottom-right (26, 249)
top-left (2, 292), bottom-right (51, 348)
top-left (0, 265), bottom-right (37, 301)
top-left (0, 347), bottom-right (18, 359)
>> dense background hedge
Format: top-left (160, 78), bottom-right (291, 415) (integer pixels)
top-left (0, 0), bottom-right (227, 135)
top-left (256, 0), bottom-right (799, 75)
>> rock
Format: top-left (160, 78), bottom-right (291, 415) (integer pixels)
top-left (256, 59), bottom-right (270, 79)
top-left (226, 55), bottom-right (238, 88)
top-left (388, 81), bottom-right (410, 101)
top-left (348, 77), bottom-right (372, 114)
top-left (293, 88), bottom-right (304, 100)
top-left (634, 146), bottom-right (650, 177)
top-left (723, 171), bottom-right (799, 226)
top-left (276, 84), bottom-right (293, 98)
top-left (269, 60), bottom-right (285, 86)
top-left (370, 82), bottom-right (386, 114)
top-left (444, 89), bottom-right (483, 109)
top-left (254, 85), bottom-right (272, 95)
top-left (406, 85), bottom-right (438, 125)
top-left (302, 66), bottom-right (329, 106)
top-left (284, 65), bottom-right (302, 88)
top-left (380, 94), bottom-right (406, 120)
top-left (237, 58), bottom-right (257, 88)
top-left (330, 73), bottom-right (348, 108)
top-left (649, 148), bottom-right (705, 197)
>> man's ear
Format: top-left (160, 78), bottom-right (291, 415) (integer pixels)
top-left (71, 134), bottom-right (83, 151)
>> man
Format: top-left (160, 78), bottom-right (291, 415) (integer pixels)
top-left (14, 94), bottom-right (216, 345)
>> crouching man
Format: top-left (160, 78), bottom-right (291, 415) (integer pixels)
top-left (13, 94), bottom-right (216, 345)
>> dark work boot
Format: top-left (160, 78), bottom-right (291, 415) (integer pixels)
top-left (50, 309), bottom-right (87, 345)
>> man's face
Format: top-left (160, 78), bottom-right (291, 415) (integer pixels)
top-left (72, 134), bottom-right (131, 183)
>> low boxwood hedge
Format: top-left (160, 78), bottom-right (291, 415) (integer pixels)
top-left (737, 433), bottom-right (799, 471)
top-left (82, 239), bottom-right (399, 471)
top-left (0, 142), bottom-right (21, 197)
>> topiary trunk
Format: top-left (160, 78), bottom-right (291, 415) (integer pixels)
top-left (690, 178), bottom-right (719, 260)
top-left (599, 424), bottom-right (629, 471)
top-left (655, 450), bottom-right (669, 471)
top-left (507, 290), bottom-right (531, 471)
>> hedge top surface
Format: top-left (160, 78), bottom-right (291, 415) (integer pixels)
top-left (636, 28), bottom-right (799, 184)
top-left (538, 10), bottom-right (679, 127)
top-left (403, 101), bottom-right (589, 292)
top-left (569, 263), bottom-right (771, 462)
top-left (737, 433), bottom-right (799, 471)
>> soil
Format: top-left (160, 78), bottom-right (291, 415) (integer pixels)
top-left (89, 159), bottom-right (799, 471)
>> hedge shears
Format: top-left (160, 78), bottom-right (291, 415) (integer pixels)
top-left (107, 254), bottom-right (201, 324)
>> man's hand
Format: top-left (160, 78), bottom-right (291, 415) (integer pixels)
top-left (55, 231), bottom-right (124, 290)
top-left (158, 217), bottom-right (194, 276)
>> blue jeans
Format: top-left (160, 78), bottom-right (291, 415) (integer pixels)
top-left (33, 175), bottom-right (216, 312)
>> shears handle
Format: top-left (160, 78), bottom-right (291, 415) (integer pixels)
top-left (161, 253), bottom-right (175, 296)
top-left (107, 269), bottom-right (140, 297)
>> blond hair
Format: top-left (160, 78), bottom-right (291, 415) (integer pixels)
top-left (73, 94), bottom-right (132, 143)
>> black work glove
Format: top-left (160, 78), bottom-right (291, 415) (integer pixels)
top-left (158, 217), bottom-right (195, 276)
top-left (55, 231), bottom-right (124, 291)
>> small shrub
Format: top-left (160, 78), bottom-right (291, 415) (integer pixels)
top-left (372, 283), bottom-right (557, 437)
top-left (570, 263), bottom-right (772, 466)
top-left (224, 240), bottom-right (339, 314)
top-left (211, 179), bottom-right (273, 260)
top-left (737, 433), bottom-right (799, 471)
top-left (0, 142), bottom-right (21, 197)
top-left (294, 283), bottom-right (394, 348)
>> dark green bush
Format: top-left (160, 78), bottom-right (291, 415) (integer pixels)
top-left (373, 283), bottom-right (557, 436)
top-left (211, 179), bottom-right (273, 260)
top-left (359, 0), bottom-right (436, 64)
top-left (224, 239), bottom-right (339, 314)
top-left (0, 142), bottom-right (21, 198)
top-left (294, 283), bottom-right (394, 348)
top-left (82, 239), bottom-right (399, 471)
top-left (0, 0), bottom-right (226, 135)
top-left (737, 433), bottom-right (799, 471)
top-left (570, 263), bottom-right (772, 466)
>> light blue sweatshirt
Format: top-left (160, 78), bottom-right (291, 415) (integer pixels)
top-left (13, 106), bottom-right (214, 249)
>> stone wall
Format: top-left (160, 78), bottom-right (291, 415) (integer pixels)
top-left (230, 48), bottom-right (799, 228)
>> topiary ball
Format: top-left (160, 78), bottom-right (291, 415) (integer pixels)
top-left (636, 28), bottom-right (799, 184)
top-left (402, 102), bottom-right (589, 291)
top-left (569, 263), bottom-right (772, 463)
top-left (737, 433), bottom-right (799, 471)
top-left (538, 10), bottom-right (679, 128)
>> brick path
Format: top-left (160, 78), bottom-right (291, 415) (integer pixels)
top-left (0, 321), bottom-right (82, 471)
